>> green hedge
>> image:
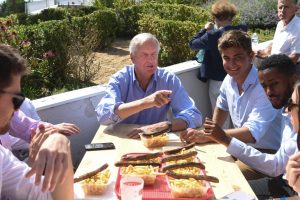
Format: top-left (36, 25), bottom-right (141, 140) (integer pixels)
top-left (139, 14), bottom-right (201, 66)
top-left (116, 3), bottom-right (209, 37)
top-left (16, 9), bottom-right (117, 98)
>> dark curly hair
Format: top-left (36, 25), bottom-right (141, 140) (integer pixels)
top-left (258, 54), bottom-right (296, 75)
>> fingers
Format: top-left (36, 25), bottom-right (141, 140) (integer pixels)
top-left (49, 153), bottom-right (68, 192)
top-left (56, 123), bottom-right (80, 136)
top-left (42, 151), bottom-right (55, 192)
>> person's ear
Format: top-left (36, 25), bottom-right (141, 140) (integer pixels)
top-left (130, 53), bottom-right (134, 63)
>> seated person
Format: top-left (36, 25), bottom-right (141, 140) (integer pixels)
top-left (0, 98), bottom-right (38, 160)
top-left (0, 44), bottom-right (74, 199)
top-left (181, 31), bottom-right (283, 179)
top-left (255, 0), bottom-right (300, 65)
top-left (96, 33), bottom-right (202, 135)
top-left (189, 0), bottom-right (247, 129)
top-left (199, 55), bottom-right (299, 198)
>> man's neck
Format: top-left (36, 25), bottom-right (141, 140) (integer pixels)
top-left (135, 72), bottom-right (152, 91)
top-left (282, 15), bottom-right (295, 26)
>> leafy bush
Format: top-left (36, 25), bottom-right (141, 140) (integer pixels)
top-left (115, 3), bottom-right (209, 37)
top-left (140, 3), bottom-right (210, 23)
top-left (139, 14), bottom-right (201, 66)
top-left (16, 6), bottom-right (98, 25)
top-left (233, 0), bottom-right (278, 29)
top-left (115, 5), bottom-right (141, 37)
top-left (204, 0), bottom-right (277, 29)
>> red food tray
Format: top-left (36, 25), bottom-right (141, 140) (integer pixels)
top-left (114, 153), bottom-right (213, 200)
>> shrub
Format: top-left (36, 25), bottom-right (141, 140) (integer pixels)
top-left (140, 3), bottom-right (210, 23)
top-left (204, 0), bottom-right (278, 29)
top-left (139, 14), bottom-right (201, 66)
top-left (115, 5), bottom-right (141, 37)
top-left (233, 0), bottom-right (278, 29)
top-left (115, 3), bottom-right (209, 37)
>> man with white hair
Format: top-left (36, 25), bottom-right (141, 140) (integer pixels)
top-left (256, 0), bottom-right (300, 68)
top-left (96, 33), bottom-right (202, 136)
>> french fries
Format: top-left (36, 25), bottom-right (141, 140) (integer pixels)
top-left (121, 165), bottom-right (159, 185)
top-left (80, 169), bottom-right (110, 195)
top-left (140, 133), bottom-right (169, 148)
top-left (169, 178), bottom-right (206, 198)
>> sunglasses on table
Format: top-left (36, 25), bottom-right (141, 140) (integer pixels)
top-left (0, 90), bottom-right (25, 110)
top-left (285, 98), bottom-right (300, 112)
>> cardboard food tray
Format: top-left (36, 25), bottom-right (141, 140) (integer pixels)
top-left (114, 153), bottom-right (213, 200)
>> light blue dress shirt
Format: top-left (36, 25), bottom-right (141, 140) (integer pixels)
top-left (217, 66), bottom-right (282, 150)
top-left (227, 113), bottom-right (297, 178)
top-left (95, 65), bottom-right (202, 128)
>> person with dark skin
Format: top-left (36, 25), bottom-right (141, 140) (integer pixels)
top-left (198, 54), bottom-right (299, 199)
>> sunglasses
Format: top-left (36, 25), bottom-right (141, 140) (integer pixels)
top-left (0, 90), bottom-right (25, 110)
top-left (285, 98), bottom-right (300, 112)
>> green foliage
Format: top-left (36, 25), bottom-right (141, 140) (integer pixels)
top-left (115, 3), bottom-right (209, 37)
top-left (0, 0), bottom-right (25, 17)
top-left (140, 3), bottom-right (209, 23)
top-left (139, 14), bottom-right (201, 66)
top-left (0, 2), bottom-right (275, 99)
top-left (115, 5), bottom-right (140, 37)
top-left (141, 0), bottom-right (208, 4)
top-left (16, 6), bottom-right (98, 25)
top-left (249, 28), bottom-right (275, 43)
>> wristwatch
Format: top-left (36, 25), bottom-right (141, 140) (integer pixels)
top-left (166, 121), bottom-right (172, 132)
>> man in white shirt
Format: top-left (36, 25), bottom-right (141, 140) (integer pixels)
top-left (202, 54), bottom-right (298, 198)
top-left (255, 0), bottom-right (300, 66)
top-left (181, 30), bottom-right (282, 151)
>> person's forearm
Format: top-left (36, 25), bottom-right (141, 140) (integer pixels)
top-left (212, 108), bottom-right (229, 127)
top-left (170, 119), bottom-right (188, 132)
top-left (225, 127), bottom-right (256, 143)
top-left (51, 144), bottom-right (73, 200)
top-left (116, 99), bottom-right (151, 119)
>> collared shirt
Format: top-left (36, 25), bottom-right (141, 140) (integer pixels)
top-left (217, 66), bottom-right (282, 150)
top-left (227, 112), bottom-right (297, 178)
top-left (0, 145), bottom-right (52, 199)
top-left (9, 110), bottom-right (42, 143)
top-left (95, 65), bottom-right (202, 127)
top-left (271, 15), bottom-right (300, 62)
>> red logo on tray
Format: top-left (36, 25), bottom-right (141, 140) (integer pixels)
top-left (124, 181), bottom-right (142, 186)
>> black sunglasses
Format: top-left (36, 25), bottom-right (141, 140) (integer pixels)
top-left (0, 90), bottom-right (25, 110)
top-left (285, 98), bottom-right (300, 112)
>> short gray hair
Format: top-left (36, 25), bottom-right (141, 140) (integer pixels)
top-left (129, 33), bottom-right (160, 55)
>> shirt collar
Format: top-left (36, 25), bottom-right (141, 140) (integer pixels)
top-left (281, 15), bottom-right (298, 30)
top-left (132, 65), bottom-right (158, 86)
top-left (240, 65), bottom-right (258, 91)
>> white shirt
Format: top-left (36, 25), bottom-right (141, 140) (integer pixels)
top-left (271, 15), bottom-right (300, 62)
top-left (0, 145), bottom-right (52, 199)
top-left (227, 113), bottom-right (298, 177)
top-left (217, 66), bottom-right (282, 150)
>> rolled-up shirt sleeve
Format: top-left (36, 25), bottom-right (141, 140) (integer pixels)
top-left (216, 80), bottom-right (229, 112)
top-left (95, 78), bottom-right (124, 125)
top-left (170, 75), bottom-right (202, 128)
